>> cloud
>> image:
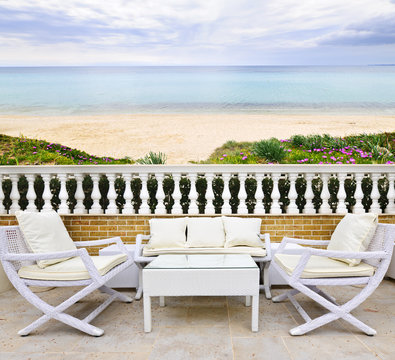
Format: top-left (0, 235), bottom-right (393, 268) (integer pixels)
top-left (0, 0), bottom-right (395, 65)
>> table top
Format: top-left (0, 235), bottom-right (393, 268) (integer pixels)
top-left (145, 254), bottom-right (258, 270)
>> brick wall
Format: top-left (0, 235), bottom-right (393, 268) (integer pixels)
top-left (2, 214), bottom-right (394, 255)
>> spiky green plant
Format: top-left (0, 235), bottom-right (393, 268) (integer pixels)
top-left (252, 138), bottom-right (286, 163)
top-left (137, 151), bottom-right (167, 164)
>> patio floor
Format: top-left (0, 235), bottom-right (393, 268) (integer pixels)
top-left (0, 280), bottom-right (394, 360)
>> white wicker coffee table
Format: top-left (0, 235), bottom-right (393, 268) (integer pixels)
top-left (143, 254), bottom-right (260, 332)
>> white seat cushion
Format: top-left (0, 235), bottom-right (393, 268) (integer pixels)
top-left (186, 217), bottom-right (225, 248)
top-left (327, 213), bottom-right (378, 266)
top-left (143, 246), bottom-right (266, 257)
top-left (18, 254), bottom-right (127, 281)
top-left (146, 218), bottom-right (187, 250)
top-left (275, 254), bottom-right (375, 278)
top-left (222, 216), bottom-right (263, 248)
top-left (15, 210), bottom-right (77, 268)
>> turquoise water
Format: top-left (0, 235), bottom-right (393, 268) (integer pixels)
top-left (0, 66), bottom-right (395, 115)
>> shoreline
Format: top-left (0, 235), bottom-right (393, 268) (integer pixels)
top-left (1, 113), bottom-right (395, 163)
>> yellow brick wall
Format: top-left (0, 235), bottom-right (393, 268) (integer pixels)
top-left (2, 214), bottom-right (395, 255)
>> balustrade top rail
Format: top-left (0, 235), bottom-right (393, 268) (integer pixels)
top-left (0, 164), bottom-right (394, 215)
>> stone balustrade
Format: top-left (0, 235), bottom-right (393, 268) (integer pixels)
top-left (0, 165), bottom-right (394, 215)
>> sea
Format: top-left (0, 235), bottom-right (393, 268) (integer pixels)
top-left (0, 66), bottom-right (395, 115)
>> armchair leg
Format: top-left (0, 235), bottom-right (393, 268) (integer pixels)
top-left (135, 267), bottom-right (143, 300)
top-left (263, 262), bottom-right (272, 299)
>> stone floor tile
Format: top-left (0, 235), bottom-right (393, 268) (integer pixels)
top-left (149, 326), bottom-right (233, 360)
top-left (229, 301), bottom-right (298, 337)
top-left (232, 336), bottom-right (291, 360)
top-left (356, 335), bottom-right (395, 360)
top-left (283, 335), bottom-right (378, 360)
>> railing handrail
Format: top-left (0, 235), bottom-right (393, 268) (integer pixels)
top-left (1, 164), bottom-right (394, 175)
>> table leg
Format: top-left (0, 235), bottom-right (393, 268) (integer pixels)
top-left (245, 296), bottom-right (251, 307)
top-left (251, 295), bottom-right (259, 332)
top-left (144, 294), bottom-right (152, 333)
top-left (159, 296), bottom-right (165, 307)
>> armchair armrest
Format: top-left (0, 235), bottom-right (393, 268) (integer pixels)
top-left (134, 234), bottom-right (155, 263)
top-left (284, 247), bottom-right (387, 281)
top-left (1, 248), bottom-right (103, 284)
top-left (1, 248), bottom-right (85, 262)
top-left (75, 237), bottom-right (132, 259)
top-left (277, 236), bottom-right (330, 254)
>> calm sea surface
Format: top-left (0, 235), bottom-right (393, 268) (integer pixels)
top-left (0, 66), bottom-right (394, 115)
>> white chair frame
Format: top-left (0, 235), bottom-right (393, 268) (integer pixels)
top-left (134, 233), bottom-right (273, 300)
top-left (0, 226), bottom-right (134, 337)
top-left (271, 223), bottom-right (395, 336)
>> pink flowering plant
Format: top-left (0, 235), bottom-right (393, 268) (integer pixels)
top-left (206, 133), bottom-right (394, 164)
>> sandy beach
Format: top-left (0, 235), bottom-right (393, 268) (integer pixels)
top-left (1, 113), bottom-right (395, 163)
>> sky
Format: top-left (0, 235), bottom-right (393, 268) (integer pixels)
top-left (0, 0), bottom-right (395, 66)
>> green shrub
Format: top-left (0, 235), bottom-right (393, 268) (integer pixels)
top-left (253, 138), bottom-right (286, 163)
top-left (137, 151), bottom-right (167, 164)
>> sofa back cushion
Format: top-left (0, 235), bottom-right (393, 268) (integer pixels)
top-left (222, 217), bottom-right (263, 248)
top-left (147, 218), bottom-right (188, 250)
top-left (327, 213), bottom-right (378, 266)
top-left (186, 217), bottom-right (225, 248)
top-left (15, 210), bottom-right (77, 268)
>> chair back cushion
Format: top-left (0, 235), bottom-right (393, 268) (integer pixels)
top-left (327, 213), bottom-right (378, 266)
top-left (222, 216), bottom-right (264, 248)
top-left (147, 218), bottom-right (187, 250)
top-left (186, 217), bottom-right (225, 248)
top-left (15, 211), bottom-right (77, 268)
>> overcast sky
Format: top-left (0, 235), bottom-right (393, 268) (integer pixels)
top-left (1, 0), bottom-right (395, 66)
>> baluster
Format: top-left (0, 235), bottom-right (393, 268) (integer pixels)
top-left (172, 173), bottom-right (182, 214)
top-left (238, 173), bottom-right (248, 214)
top-left (152, 173), bottom-right (165, 214)
top-left (303, 173), bottom-right (315, 214)
top-left (370, 174), bottom-right (381, 214)
top-left (139, 173), bottom-right (150, 214)
top-left (270, 173), bottom-right (281, 214)
top-left (26, 174), bottom-right (37, 212)
top-left (188, 173), bottom-right (199, 215)
top-left (122, 173), bottom-right (134, 214)
top-left (336, 173), bottom-right (348, 214)
top-left (0, 174), bottom-right (5, 214)
top-left (287, 173), bottom-right (299, 214)
top-left (386, 173), bottom-right (395, 213)
top-left (89, 174), bottom-right (102, 214)
top-left (353, 173), bottom-right (365, 214)
top-left (9, 175), bottom-right (20, 214)
top-left (57, 174), bottom-right (69, 214)
top-left (205, 173), bottom-right (215, 214)
top-left (254, 174), bottom-right (264, 214)
top-left (222, 173), bottom-right (232, 214)
top-left (41, 174), bottom-right (52, 212)
top-left (319, 173), bottom-right (331, 214)
top-left (73, 174), bottom-right (86, 214)
top-left (106, 174), bottom-right (118, 214)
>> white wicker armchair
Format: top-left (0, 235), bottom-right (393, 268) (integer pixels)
top-left (271, 223), bottom-right (395, 336)
top-left (0, 226), bottom-right (134, 336)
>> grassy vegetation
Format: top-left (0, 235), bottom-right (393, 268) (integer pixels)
top-left (1, 132), bottom-right (394, 166)
top-left (205, 132), bottom-right (395, 164)
top-left (0, 134), bottom-right (134, 165)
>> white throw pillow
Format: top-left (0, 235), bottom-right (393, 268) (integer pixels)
top-left (147, 218), bottom-right (187, 249)
top-left (15, 210), bottom-right (77, 268)
top-left (186, 217), bottom-right (225, 248)
top-left (222, 216), bottom-right (263, 248)
top-left (327, 213), bottom-right (378, 266)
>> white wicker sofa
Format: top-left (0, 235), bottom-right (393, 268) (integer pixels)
top-left (134, 216), bottom-right (272, 299)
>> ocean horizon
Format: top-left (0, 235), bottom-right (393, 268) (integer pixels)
top-left (1, 65), bottom-right (395, 116)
